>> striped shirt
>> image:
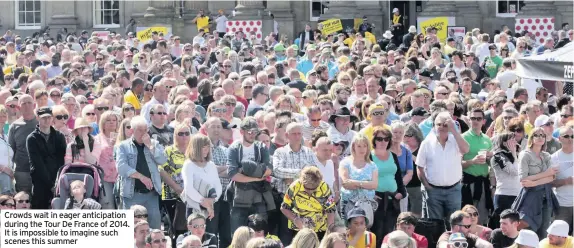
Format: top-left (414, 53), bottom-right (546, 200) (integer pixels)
top-left (272, 144), bottom-right (320, 194)
top-left (302, 120), bottom-right (330, 142)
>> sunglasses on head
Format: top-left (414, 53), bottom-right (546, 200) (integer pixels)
top-left (55, 114), bottom-right (69, 120)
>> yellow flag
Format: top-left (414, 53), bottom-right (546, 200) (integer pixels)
top-left (319, 19), bottom-right (343, 35)
top-left (420, 17), bottom-right (449, 43)
top-left (136, 27), bottom-right (169, 42)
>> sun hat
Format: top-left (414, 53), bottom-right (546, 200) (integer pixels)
top-left (547, 220), bottom-right (570, 237)
top-left (73, 118), bottom-right (94, 133)
top-left (515, 230), bottom-right (539, 248)
top-left (329, 107), bottom-right (358, 123)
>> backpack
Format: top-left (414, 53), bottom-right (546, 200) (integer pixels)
top-left (477, 59), bottom-right (490, 81)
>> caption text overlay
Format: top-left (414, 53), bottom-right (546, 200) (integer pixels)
top-left (1, 210), bottom-right (134, 247)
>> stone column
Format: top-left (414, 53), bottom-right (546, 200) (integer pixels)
top-left (517, 1), bottom-right (556, 16)
top-left (418, 0), bottom-right (457, 17)
top-left (554, 1), bottom-right (573, 31)
top-left (321, 0), bottom-right (357, 19)
top-left (455, 1), bottom-right (482, 31)
top-left (356, 1), bottom-right (383, 35)
top-left (234, 0), bottom-right (266, 19)
top-left (266, 1), bottom-right (295, 39)
top-left (47, 1), bottom-right (79, 31)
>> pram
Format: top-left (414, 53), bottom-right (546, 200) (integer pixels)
top-left (51, 162), bottom-right (105, 209)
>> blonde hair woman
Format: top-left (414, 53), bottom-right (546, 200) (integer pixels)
top-left (290, 228), bottom-right (319, 248)
top-left (115, 118), bottom-right (134, 145)
top-left (51, 105), bottom-right (74, 143)
top-left (169, 104), bottom-right (196, 131)
top-left (339, 134), bottom-right (378, 224)
top-left (245, 237), bottom-right (266, 248)
top-left (462, 204), bottom-right (492, 240)
top-left (181, 134), bottom-right (221, 220)
top-left (230, 226), bottom-right (253, 248)
top-left (95, 111), bottom-right (120, 209)
top-left (181, 55), bottom-right (196, 76)
top-left (319, 233), bottom-right (348, 248)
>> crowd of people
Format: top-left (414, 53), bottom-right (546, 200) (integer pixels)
top-left (0, 12), bottom-right (573, 248)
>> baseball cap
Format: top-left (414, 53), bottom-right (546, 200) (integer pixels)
top-left (411, 107), bottom-right (430, 117)
top-left (273, 43), bottom-right (285, 52)
top-left (36, 107), bottom-right (53, 118)
top-left (240, 117), bottom-right (259, 130)
top-left (448, 233), bottom-right (467, 242)
top-left (534, 115), bottom-right (552, 127)
top-left (547, 220), bottom-right (570, 237)
top-left (515, 230), bottom-right (539, 248)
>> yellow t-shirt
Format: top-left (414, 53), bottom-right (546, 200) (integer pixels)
top-left (539, 236), bottom-right (573, 248)
top-left (524, 121), bottom-right (534, 137)
top-left (282, 180), bottom-right (336, 232)
top-left (196, 16), bottom-right (210, 32)
top-left (159, 146), bottom-right (186, 200)
top-left (3, 65), bottom-right (32, 75)
top-left (348, 231), bottom-right (376, 248)
top-left (360, 124), bottom-right (392, 143)
top-left (124, 90), bottom-right (141, 110)
top-left (344, 37), bottom-right (355, 47)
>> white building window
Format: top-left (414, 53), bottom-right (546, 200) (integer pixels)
top-left (15, 0), bottom-right (41, 29)
top-left (496, 0), bottom-right (525, 17)
top-left (93, 0), bottom-right (120, 28)
top-left (310, 0), bottom-right (328, 21)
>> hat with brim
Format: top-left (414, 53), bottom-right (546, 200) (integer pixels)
top-left (36, 107), bottom-right (53, 118)
top-left (515, 230), bottom-right (539, 248)
top-left (383, 31), bottom-right (394, 39)
top-left (329, 107), bottom-right (358, 123)
top-left (418, 69), bottom-right (433, 78)
top-left (73, 118), bottom-right (94, 133)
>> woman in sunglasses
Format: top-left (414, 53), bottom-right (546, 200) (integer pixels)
top-left (13, 191), bottom-right (30, 209)
top-left (115, 118), bottom-right (134, 145)
top-left (513, 127), bottom-right (559, 236)
top-left (51, 105), bottom-right (74, 143)
top-left (159, 124), bottom-right (192, 236)
top-left (64, 117), bottom-right (101, 166)
top-left (462, 205), bottom-right (492, 240)
top-left (490, 132), bottom-right (521, 228)
top-left (370, 127), bottom-right (407, 246)
top-left (0, 195), bottom-right (15, 209)
top-left (94, 111), bottom-right (119, 209)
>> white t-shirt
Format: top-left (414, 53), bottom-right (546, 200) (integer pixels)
top-left (242, 144), bottom-right (256, 162)
top-left (317, 160), bottom-right (335, 192)
top-left (416, 133), bottom-right (463, 186)
top-left (496, 70), bottom-right (517, 91)
top-left (215, 15), bottom-right (228, 33)
top-left (551, 150), bottom-right (573, 207)
top-left (476, 43), bottom-right (491, 64)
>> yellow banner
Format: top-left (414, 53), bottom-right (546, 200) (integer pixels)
top-left (319, 19), bottom-right (343, 35)
top-left (420, 17), bottom-right (449, 43)
top-left (136, 27), bottom-right (169, 42)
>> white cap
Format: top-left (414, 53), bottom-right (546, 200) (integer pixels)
top-left (515, 230), bottom-right (539, 248)
top-left (393, 8), bottom-right (399, 13)
top-left (534, 115), bottom-right (551, 128)
top-left (547, 220), bottom-right (570, 237)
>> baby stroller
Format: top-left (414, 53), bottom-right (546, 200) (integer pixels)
top-left (51, 162), bottom-right (105, 209)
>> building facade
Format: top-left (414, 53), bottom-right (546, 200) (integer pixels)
top-left (0, 1), bottom-right (571, 42)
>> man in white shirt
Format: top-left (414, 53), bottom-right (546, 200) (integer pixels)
top-left (551, 126), bottom-right (574, 232)
top-left (416, 111), bottom-right (470, 220)
top-left (314, 136), bottom-right (339, 202)
top-left (215, 11), bottom-right (228, 38)
top-left (476, 34), bottom-right (491, 64)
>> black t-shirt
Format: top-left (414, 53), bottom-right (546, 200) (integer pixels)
top-left (148, 125), bottom-right (174, 147)
top-left (407, 148), bottom-right (421, 187)
top-left (489, 229), bottom-right (516, 248)
top-left (134, 141), bottom-right (151, 193)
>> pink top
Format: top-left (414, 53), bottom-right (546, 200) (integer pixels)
top-left (64, 137), bottom-right (102, 166)
top-left (66, 116), bottom-right (76, 129)
top-left (93, 134), bottom-right (118, 183)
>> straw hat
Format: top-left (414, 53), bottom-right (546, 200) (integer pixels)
top-left (73, 118), bottom-right (94, 134)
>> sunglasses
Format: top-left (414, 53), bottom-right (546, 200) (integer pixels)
top-left (435, 123), bottom-right (448, 128)
top-left (50, 93), bottom-right (61, 98)
top-left (96, 58), bottom-right (104, 61)
top-left (456, 224), bottom-right (472, 229)
top-left (55, 114), bottom-right (69, 120)
top-left (245, 130), bottom-right (260, 135)
top-left (151, 112), bottom-right (167, 115)
top-left (467, 212), bottom-right (479, 217)
top-left (81, 101), bottom-right (89, 105)
top-left (470, 117), bottom-right (483, 121)
top-left (152, 238), bottom-right (168, 244)
top-left (134, 214), bottom-right (148, 218)
top-left (177, 131), bottom-right (191, 137)
top-left (5, 77), bottom-right (14, 80)
top-left (213, 108), bottom-right (227, 113)
top-left (243, 86), bottom-right (253, 89)
top-left (230, 77), bottom-right (239, 80)
top-left (17, 199), bottom-right (30, 204)
top-left (123, 107), bottom-right (135, 112)
top-left (437, 92), bottom-right (449, 96)
top-left (561, 134), bottom-right (574, 139)
top-left (371, 111), bottom-right (385, 116)
top-left (510, 128), bottom-right (524, 133)
top-left (532, 133), bottom-right (546, 138)
top-left (8, 104), bottom-right (17, 108)
top-left (1, 202), bottom-right (15, 208)
top-left (125, 125), bottom-right (132, 130)
top-left (145, 87), bottom-right (153, 92)
top-left (224, 102), bottom-right (235, 107)
top-left (86, 113), bottom-right (96, 116)
top-left (374, 136), bottom-right (391, 142)
top-left (310, 118), bottom-right (322, 122)
top-left (452, 241), bottom-right (469, 248)
top-left (503, 116), bottom-right (514, 120)
top-left (96, 107), bottom-right (110, 111)
top-left (560, 114), bottom-right (572, 118)
top-left (192, 224), bottom-right (206, 229)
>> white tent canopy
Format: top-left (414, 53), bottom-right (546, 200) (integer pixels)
top-left (515, 42), bottom-right (574, 81)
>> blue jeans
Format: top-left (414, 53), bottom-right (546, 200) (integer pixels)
top-left (123, 191), bottom-right (161, 229)
top-left (422, 183), bottom-right (462, 220)
top-left (230, 202), bottom-right (268, 235)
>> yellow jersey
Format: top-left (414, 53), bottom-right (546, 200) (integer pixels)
top-left (282, 180), bottom-right (336, 232)
top-left (124, 90), bottom-right (142, 110)
top-left (348, 231), bottom-right (376, 248)
top-left (196, 16), bottom-right (210, 32)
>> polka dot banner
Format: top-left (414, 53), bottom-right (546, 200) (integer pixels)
top-left (226, 20), bottom-right (263, 40)
top-left (515, 17), bottom-right (555, 45)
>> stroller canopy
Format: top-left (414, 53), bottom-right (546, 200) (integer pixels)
top-left (515, 42), bottom-right (574, 82)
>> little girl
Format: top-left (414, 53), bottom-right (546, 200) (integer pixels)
top-left (65, 180), bottom-right (102, 210)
